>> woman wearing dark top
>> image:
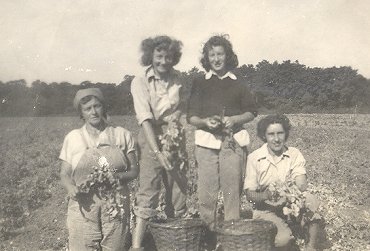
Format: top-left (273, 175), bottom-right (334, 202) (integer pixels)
top-left (187, 35), bottom-right (258, 247)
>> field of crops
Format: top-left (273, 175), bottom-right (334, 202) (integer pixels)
top-left (0, 114), bottom-right (369, 251)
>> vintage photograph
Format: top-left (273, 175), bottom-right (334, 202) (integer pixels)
top-left (1, 1), bottom-right (369, 250)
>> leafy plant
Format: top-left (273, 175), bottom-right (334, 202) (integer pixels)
top-left (78, 156), bottom-right (127, 219)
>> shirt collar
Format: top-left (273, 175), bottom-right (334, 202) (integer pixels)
top-left (145, 66), bottom-right (159, 80)
top-left (145, 66), bottom-right (174, 81)
top-left (82, 124), bottom-right (112, 148)
top-left (205, 70), bottom-right (237, 80)
top-left (257, 143), bottom-right (291, 162)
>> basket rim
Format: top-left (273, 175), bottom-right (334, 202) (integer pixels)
top-left (215, 219), bottom-right (277, 236)
top-left (149, 218), bottom-right (206, 229)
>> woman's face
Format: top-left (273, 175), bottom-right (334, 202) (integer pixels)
top-left (152, 48), bottom-right (173, 76)
top-left (265, 123), bottom-right (287, 156)
top-left (208, 45), bottom-right (226, 75)
top-left (80, 96), bottom-right (104, 127)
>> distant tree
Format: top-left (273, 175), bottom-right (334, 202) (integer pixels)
top-left (1, 61), bottom-right (370, 116)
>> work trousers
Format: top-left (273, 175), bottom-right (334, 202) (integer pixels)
top-left (67, 194), bottom-right (130, 251)
top-left (195, 143), bottom-right (245, 229)
top-left (134, 127), bottom-right (187, 219)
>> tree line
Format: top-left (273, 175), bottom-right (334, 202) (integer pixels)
top-left (1, 60), bottom-right (370, 117)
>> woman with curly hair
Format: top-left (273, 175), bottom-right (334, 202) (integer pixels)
top-left (130, 35), bottom-right (187, 250)
top-left (244, 114), bottom-right (321, 251)
top-left (187, 35), bottom-right (258, 248)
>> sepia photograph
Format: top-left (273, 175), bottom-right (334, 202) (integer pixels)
top-left (1, 0), bottom-right (369, 250)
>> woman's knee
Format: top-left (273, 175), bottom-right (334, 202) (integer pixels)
top-left (274, 227), bottom-right (294, 248)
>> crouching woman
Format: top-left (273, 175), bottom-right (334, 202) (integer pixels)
top-left (244, 114), bottom-right (321, 251)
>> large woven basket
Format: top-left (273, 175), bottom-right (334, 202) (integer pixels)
top-left (149, 218), bottom-right (206, 251)
top-left (216, 219), bottom-right (277, 251)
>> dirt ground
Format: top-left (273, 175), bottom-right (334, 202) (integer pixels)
top-left (1, 115), bottom-right (369, 251)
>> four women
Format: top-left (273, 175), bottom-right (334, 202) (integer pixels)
top-left (60, 35), bottom-right (320, 251)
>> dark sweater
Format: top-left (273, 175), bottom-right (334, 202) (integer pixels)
top-left (187, 75), bottom-right (258, 123)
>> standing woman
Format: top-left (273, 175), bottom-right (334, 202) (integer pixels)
top-left (131, 35), bottom-right (187, 250)
top-left (60, 88), bottom-right (139, 251)
top-left (187, 35), bottom-right (258, 235)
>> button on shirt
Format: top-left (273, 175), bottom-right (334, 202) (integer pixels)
top-left (244, 143), bottom-right (306, 191)
top-left (131, 67), bottom-right (183, 125)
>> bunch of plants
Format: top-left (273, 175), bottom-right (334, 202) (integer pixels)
top-left (77, 156), bottom-right (127, 219)
top-left (159, 119), bottom-right (188, 170)
top-left (206, 114), bottom-right (236, 150)
top-left (267, 179), bottom-right (318, 225)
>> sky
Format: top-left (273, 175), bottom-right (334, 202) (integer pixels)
top-left (0, 0), bottom-right (369, 85)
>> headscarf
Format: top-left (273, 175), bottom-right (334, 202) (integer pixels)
top-left (73, 88), bottom-right (105, 110)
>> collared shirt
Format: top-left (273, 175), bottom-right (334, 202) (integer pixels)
top-left (59, 125), bottom-right (136, 170)
top-left (187, 71), bottom-right (257, 149)
top-left (131, 66), bottom-right (184, 125)
top-left (205, 70), bottom-right (237, 80)
top-left (244, 143), bottom-right (306, 191)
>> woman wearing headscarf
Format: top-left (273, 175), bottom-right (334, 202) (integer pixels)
top-left (130, 35), bottom-right (187, 250)
top-left (60, 88), bottom-right (139, 251)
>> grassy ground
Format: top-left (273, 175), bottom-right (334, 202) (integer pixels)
top-left (0, 114), bottom-right (369, 251)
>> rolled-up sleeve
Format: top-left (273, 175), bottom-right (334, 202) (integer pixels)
top-left (290, 149), bottom-right (306, 179)
top-left (59, 134), bottom-right (72, 165)
top-left (123, 129), bottom-right (136, 154)
top-left (131, 76), bottom-right (153, 125)
top-left (244, 154), bottom-right (259, 190)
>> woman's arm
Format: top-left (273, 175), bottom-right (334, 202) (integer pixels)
top-left (245, 189), bottom-right (286, 208)
top-left (60, 161), bottom-right (79, 200)
top-left (115, 151), bottom-right (139, 182)
top-left (295, 174), bottom-right (308, 192)
top-left (188, 115), bottom-right (222, 130)
top-left (141, 120), bottom-right (173, 170)
top-left (245, 189), bottom-right (271, 203)
top-left (223, 111), bottom-right (256, 129)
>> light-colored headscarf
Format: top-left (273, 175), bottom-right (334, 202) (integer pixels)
top-left (73, 88), bottom-right (105, 110)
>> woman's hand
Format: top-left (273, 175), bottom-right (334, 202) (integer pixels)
top-left (157, 151), bottom-right (173, 171)
top-left (66, 184), bottom-right (79, 200)
top-left (205, 116), bottom-right (222, 130)
top-left (265, 197), bottom-right (286, 207)
top-left (60, 161), bottom-right (80, 200)
top-left (223, 116), bottom-right (235, 129)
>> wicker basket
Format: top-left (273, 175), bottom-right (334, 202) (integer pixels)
top-left (149, 218), bottom-right (206, 251)
top-left (216, 219), bottom-right (277, 251)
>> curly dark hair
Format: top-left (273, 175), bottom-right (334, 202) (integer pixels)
top-left (140, 35), bottom-right (183, 67)
top-left (200, 35), bottom-right (239, 72)
top-left (257, 114), bottom-right (291, 142)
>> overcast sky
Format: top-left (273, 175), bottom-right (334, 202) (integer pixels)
top-left (1, 0), bottom-right (369, 84)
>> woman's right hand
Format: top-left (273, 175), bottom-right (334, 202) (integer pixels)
top-left (205, 116), bottom-right (222, 130)
top-left (157, 151), bottom-right (173, 171)
top-left (66, 184), bottom-right (80, 200)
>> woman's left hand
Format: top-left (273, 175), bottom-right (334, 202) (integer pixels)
top-left (265, 197), bottom-right (287, 211)
top-left (157, 151), bottom-right (174, 171)
top-left (223, 116), bottom-right (235, 128)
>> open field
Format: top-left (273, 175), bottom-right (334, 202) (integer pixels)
top-left (0, 114), bottom-right (370, 251)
